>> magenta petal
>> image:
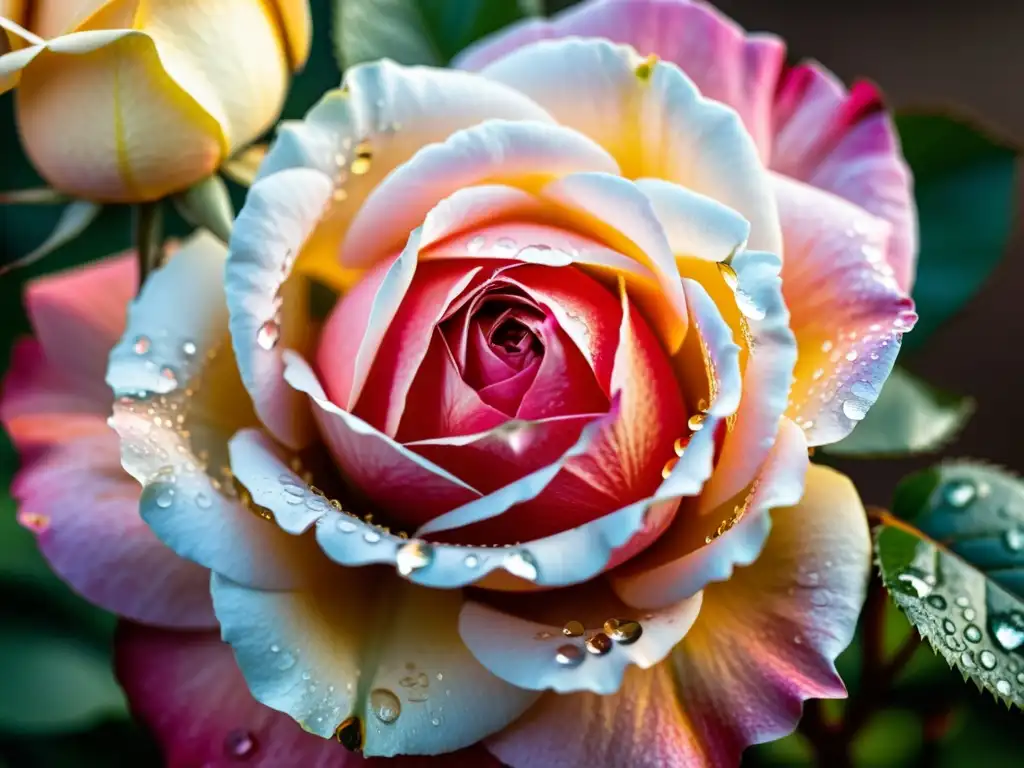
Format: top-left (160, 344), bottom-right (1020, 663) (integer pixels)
top-left (12, 431), bottom-right (215, 628)
top-left (116, 623), bottom-right (502, 768)
top-left (477, 356), bottom-right (541, 415)
top-left (466, 321), bottom-right (517, 386)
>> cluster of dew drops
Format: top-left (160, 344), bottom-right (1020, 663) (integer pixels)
top-left (893, 477), bottom-right (1024, 703)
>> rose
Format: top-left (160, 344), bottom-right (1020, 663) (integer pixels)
top-left (0, 0), bottom-right (310, 201)
top-left (1, 0), bottom-right (917, 765)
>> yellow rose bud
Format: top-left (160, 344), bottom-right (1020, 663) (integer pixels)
top-left (0, 0), bottom-right (311, 202)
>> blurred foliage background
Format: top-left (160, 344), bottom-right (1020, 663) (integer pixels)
top-left (1, 0), bottom-right (1022, 765)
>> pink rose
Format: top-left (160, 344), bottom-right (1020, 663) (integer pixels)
top-left (1, 0), bottom-right (917, 765)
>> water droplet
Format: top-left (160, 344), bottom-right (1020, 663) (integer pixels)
top-left (466, 236), bottom-right (485, 253)
top-left (224, 729), bottom-right (256, 759)
top-left (956, 596), bottom-right (970, 608)
top-left (797, 569), bottom-right (821, 587)
top-left (270, 644), bottom-right (280, 653)
top-left (821, 340), bottom-right (834, 353)
top-left (990, 612), bottom-right (1024, 652)
top-left (810, 591), bottom-right (831, 608)
top-left (335, 717), bottom-right (363, 751)
top-left (661, 457), bottom-right (678, 480)
top-left (133, 336), bottom-right (151, 355)
top-left (336, 518), bottom-right (357, 533)
top-left (494, 237), bottom-right (517, 254)
top-left (842, 397), bottom-right (869, 422)
top-left (182, 341), bottom-right (197, 357)
top-left (396, 540), bottom-right (434, 576)
top-left (275, 651), bottom-right (296, 670)
top-left (896, 569), bottom-right (933, 598)
top-left (585, 633), bottom-right (613, 656)
top-left (996, 679), bottom-right (1012, 696)
top-left (1004, 528), bottom-right (1024, 552)
top-left (688, 413), bottom-right (706, 431)
top-left (363, 530), bottom-right (381, 544)
top-left (926, 594), bottom-right (948, 611)
top-left (965, 624), bottom-right (983, 643)
top-left (673, 436), bottom-right (689, 457)
top-left (944, 480), bottom-right (976, 508)
top-left (370, 689), bottom-right (401, 724)
top-left (944, 619), bottom-right (956, 635)
top-left (257, 320), bottom-right (280, 351)
top-left (463, 554), bottom-right (480, 568)
top-left (717, 262), bottom-right (738, 289)
top-left (436, 673), bottom-right (443, 682)
top-left (793, 634), bottom-right (804, 645)
top-left (431, 717), bottom-right (441, 727)
top-left (979, 650), bottom-right (997, 669)
top-left (351, 140), bottom-right (372, 175)
top-left (562, 621), bottom-right (584, 638)
top-left (961, 650), bottom-right (976, 668)
top-left (160, 366), bottom-right (178, 387)
top-left (504, 550), bottom-right (538, 581)
top-left (196, 492), bottom-right (212, 509)
top-left (603, 619), bottom-right (643, 645)
top-left (734, 288), bottom-right (766, 321)
top-left (555, 644), bottom-right (584, 667)
top-left (155, 488), bottom-right (175, 509)
top-left (963, 608), bottom-right (977, 622)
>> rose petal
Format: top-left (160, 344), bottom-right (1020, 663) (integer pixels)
top-left (775, 173), bottom-right (916, 446)
top-left (108, 232), bottom-right (325, 590)
top-left (231, 428), bottom-right (682, 591)
top-left (343, 118), bottom-right (620, 270)
top-left (116, 622), bottom-right (502, 767)
top-left (283, 351), bottom-right (482, 531)
top-left (458, 580), bottom-right (702, 694)
top-left (478, 38), bottom-right (781, 254)
top-left (226, 166), bottom-right (334, 448)
top-left (211, 570), bottom-right (539, 757)
top-left (348, 260), bottom-right (486, 436)
top-left (456, 0), bottom-right (784, 160)
top-left (610, 418), bottom-right (808, 609)
top-left (773, 66), bottom-right (916, 290)
top-left (10, 431), bottom-right (215, 628)
top-left (254, 60), bottom-right (557, 269)
top-left (488, 464), bottom-right (867, 768)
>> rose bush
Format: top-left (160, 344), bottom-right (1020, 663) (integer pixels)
top-left (0, 0), bottom-right (310, 201)
top-left (1, 0), bottom-right (918, 765)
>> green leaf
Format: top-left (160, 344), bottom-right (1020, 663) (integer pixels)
top-left (332, 0), bottom-right (538, 69)
top-left (0, 619), bottom-right (125, 733)
top-left (171, 174), bottom-right (234, 243)
top-left (0, 201), bottom-right (102, 276)
top-left (898, 114), bottom-right (1018, 352)
top-left (823, 366), bottom-right (974, 458)
top-left (876, 462), bottom-right (1024, 709)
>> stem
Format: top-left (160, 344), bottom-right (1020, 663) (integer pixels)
top-left (134, 201), bottom-right (165, 290)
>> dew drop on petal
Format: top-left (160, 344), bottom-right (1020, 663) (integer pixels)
top-left (182, 340), bottom-right (197, 357)
top-left (604, 619), bottom-right (643, 645)
top-left (585, 633), bottom-right (613, 656)
top-left (224, 729), bottom-right (256, 759)
top-left (979, 649), bottom-right (997, 670)
top-left (370, 689), bottom-right (401, 724)
top-left (463, 554), bottom-right (479, 568)
top-left (964, 624), bottom-right (983, 643)
top-left (363, 530), bottom-right (382, 544)
top-left (396, 540), bottom-right (434, 576)
top-left (555, 644), bottom-right (584, 667)
top-left (155, 488), bottom-right (175, 509)
top-left (562, 621), bottom-right (584, 638)
top-left (503, 550), bottom-right (538, 581)
top-left (466, 236), bottom-right (485, 253)
top-left (257, 320), bottom-right (280, 351)
top-left (133, 335), bottom-right (151, 355)
top-left (996, 679), bottom-right (1012, 696)
top-left (943, 480), bottom-right (976, 509)
top-left (1003, 528), bottom-right (1024, 552)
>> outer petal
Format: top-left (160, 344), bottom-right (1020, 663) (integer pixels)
top-left (7, 29), bottom-right (223, 200)
top-left (9, 429), bottom-right (216, 628)
top-left (477, 38), bottom-right (781, 254)
top-left (456, 0), bottom-right (784, 158)
top-left (610, 418), bottom-right (808, 609)
top-left (226, 166), bottom-right (334, 448)
top-left (212, 571), bottom-right (539, 757)
top-left (268, 0), bottom-right (312, 70)
top-left (116, 623), bottom-right (501, 767)
top-left (773, 66), bottom-right (916, 290)
top-left (458, 580), bottom-right (702, 695)
top-left (253, 60), bottom-right (558, 272)
top-left (488, 464), bottom-right (870, 768)
top-left (776, 173), bottom-right (916, 446)
top-left (107, 232), bottom-right (326, 590)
